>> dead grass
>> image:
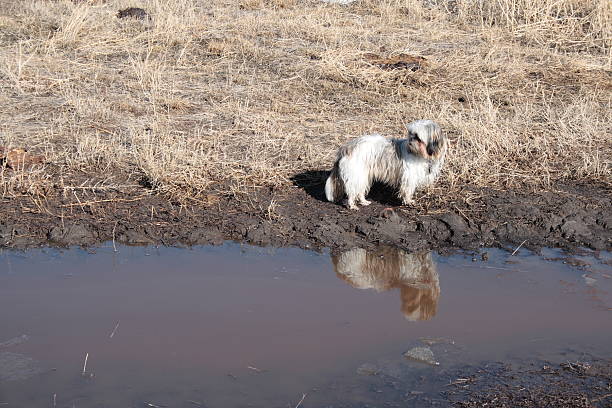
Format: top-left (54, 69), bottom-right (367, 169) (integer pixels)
top-left (0, 0), bottom-right (610, 204)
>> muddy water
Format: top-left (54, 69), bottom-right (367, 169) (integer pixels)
top-left (0, 245), bottom-right (610, 407)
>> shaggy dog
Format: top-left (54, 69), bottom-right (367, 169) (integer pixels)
top-left (332, 247), bottom-right (439, 321)
top-left (325, 120), bottom-right (447, 209)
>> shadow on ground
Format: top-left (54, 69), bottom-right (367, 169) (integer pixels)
top-left (291, 170), bottom-right (403, 206)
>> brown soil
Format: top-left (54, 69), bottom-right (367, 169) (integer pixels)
top-left (1, 173), bottom-right (610, 253)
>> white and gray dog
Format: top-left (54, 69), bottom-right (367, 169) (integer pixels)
top-left (325, 120), bottom-right (447, 209)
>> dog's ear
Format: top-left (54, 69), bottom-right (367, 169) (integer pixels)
top-left (426, 123), bottom-right (444, 158)
top-left (426, 139), bottom-right (439, 156)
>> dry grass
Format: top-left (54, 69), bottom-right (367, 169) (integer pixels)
top-left (0, 0), bottom-right (610, 203)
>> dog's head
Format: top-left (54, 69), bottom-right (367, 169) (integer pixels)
top-left (406, 120), bottom-right (446, 159)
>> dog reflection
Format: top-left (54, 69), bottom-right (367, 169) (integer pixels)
top-left (332, 248), bottom-right (439, 321)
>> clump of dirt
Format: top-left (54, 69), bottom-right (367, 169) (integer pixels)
top-left (116, 7), bottom-right (149, 20)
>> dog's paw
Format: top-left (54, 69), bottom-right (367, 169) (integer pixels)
top-left (359, 199), bottom-right (372, 206)
top-left (344, 199), bottom-right (359, 210)
top-left (401, 198), bottom-right (415, 206)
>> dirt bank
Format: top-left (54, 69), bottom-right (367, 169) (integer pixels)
top-left (1, 176), bottom-right (609, 253)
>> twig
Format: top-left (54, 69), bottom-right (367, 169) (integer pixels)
top-left (294, 393), bottom-right (307, 408)
top-left (82, 353), bottom-right (88, 375)
top-left (247, 365), bottom-right (262, 372)
top-left (109, 321), bottom-right (120, 338)
top-left (112, 221), bottom-right (118, 253)
top-left (461, 264), bottom-right (526, 272)
top-left (53, 393), bottom-right (56, 408)
top-left (453, 205), bottom-right (472, 225)
top-left (72, 191), bottom-right (85, 213)
top-left (511, 240), bottom-right (527, 256)
top-left (188, 401), bottom-right (203, 406)
top-left (445, 378), bottom-right (471, 386)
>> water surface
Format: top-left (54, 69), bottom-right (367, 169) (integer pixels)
top-left (0, 244), bottom-right (610, 407)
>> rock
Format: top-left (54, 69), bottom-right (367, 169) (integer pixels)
top-left (403, 346), bottom-right (439, 366)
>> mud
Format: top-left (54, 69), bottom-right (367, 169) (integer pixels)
top-left (443, 359), bottom-right (612, 408)
top-left (0, 175), bottom-right (610, 252)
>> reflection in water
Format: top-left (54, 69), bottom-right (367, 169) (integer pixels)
top-left (332, 247), bottom-right (440, 321)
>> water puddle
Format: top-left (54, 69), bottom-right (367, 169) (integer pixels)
top-left (0, 244), bottom-right (610, 407)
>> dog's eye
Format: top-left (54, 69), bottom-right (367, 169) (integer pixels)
top-left (412, 135), bottom-right (421, 142)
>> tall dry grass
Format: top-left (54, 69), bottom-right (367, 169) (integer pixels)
top-left (0, 0), bottom-right (610, 203)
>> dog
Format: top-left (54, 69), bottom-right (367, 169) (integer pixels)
top-left (332, 247), bottom-right (440, 321)
top-left (325, 120), bottom-right (447, 209)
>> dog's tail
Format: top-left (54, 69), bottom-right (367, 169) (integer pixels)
top-left (325, 161), bottom-right (344, 202)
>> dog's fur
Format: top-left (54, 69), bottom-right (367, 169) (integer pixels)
top-left (325, 120), bottom-right (447, 209)
top-left (332, 247), bottom-right (440, 321)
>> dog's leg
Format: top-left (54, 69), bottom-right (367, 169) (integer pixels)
top-left (344, 189), bottom-right (360, 210)
top-left (345, 197), bottom-right (359, 210)
top-left (398, 175), bottom-right (417, 206)
top-left (358, 194), bottom-right (371, 206)
top-left (399, 187), bottom-right (416, 205)
top-left (343, 165), bottom-right (368, 210)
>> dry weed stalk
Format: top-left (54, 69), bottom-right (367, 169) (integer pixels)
top-left (0, 0), bottom-right (609, 204)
